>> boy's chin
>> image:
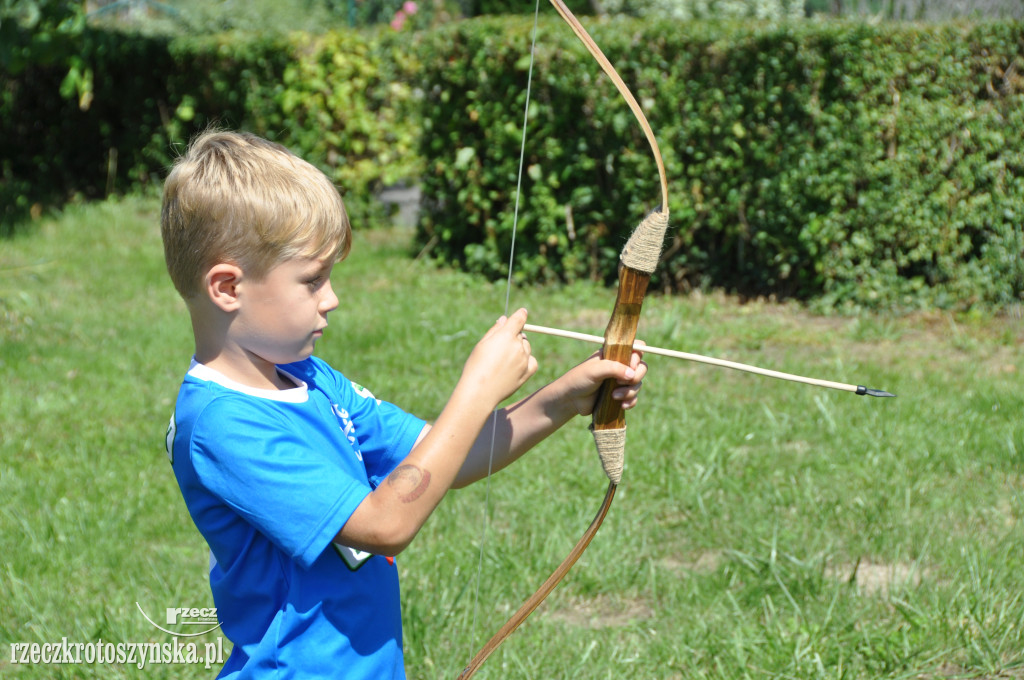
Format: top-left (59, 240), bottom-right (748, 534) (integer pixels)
top-left (266, 346), bottom-right (315, 365)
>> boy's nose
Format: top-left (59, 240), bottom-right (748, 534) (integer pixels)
top-left (320, 280), bottom-right (340, 313)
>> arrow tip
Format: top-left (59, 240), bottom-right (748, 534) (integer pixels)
top-left (856, 386), bottom-right (896, 398)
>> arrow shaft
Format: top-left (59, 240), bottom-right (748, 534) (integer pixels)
top-left (524, 323), bottom-right (870, 395)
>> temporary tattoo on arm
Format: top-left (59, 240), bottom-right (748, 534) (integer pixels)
top-left (387, 464), bottom-right (431, 503)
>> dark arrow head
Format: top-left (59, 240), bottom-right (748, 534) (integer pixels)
top-left (856, 385), bottom-right (896, 398)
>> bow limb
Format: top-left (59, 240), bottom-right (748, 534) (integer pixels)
top-left (456, 484), bottom-right (615, 679)
top-left (547, 0), bottom-right (669, 211)
top-left (457, 6), bottom-right (670, 678)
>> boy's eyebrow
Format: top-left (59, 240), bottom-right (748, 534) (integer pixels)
top-left (309, 258), bottom-right (336, 276)
top-left (298, 256), bottom-right (334, 270)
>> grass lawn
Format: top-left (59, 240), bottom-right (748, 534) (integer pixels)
top-left (1, 195), bottom-right (1022, 678)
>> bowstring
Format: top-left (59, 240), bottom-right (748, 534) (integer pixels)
top-left (466, 0), bottom-right (542, 660)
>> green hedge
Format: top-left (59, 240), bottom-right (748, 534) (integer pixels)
top-left (162, 30), bottom-right (422, 225)
top-left (2, 16), bottom-right (1021, 310)
top-left (466, 0), bottom-right (594, 17)
top-left (0, 24), bottom-right (174, 228)
top-left (413, 18), bottom-right (1024, 310)
top-left (0, 24), bottom-right (420, 231)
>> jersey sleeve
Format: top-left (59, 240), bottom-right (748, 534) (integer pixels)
top-left (188, 396), bottom-right (368, 570)
top-left (318, 364), bottom-right (427, 488)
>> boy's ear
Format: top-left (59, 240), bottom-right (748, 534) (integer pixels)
top-left (204, 263), bottom-right (244, 312)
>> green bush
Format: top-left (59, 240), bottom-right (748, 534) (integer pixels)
top-left (0, 22), bottom-right (175, 231)
top-left (466, 0), bottom-right (594, 17)
top-left (270, 31), bottom-right (423, 207)
top-left (0, 24), bottom-right (421, 232)
top-left (168, 29), bottom-right (423, 219)
top-left (414, 17), bottom-right (663, 285)
top-left (413, 18), bottom-right (1024, 310)
top-left (806, 23), bottom-right (1024, 311)
top-left (162, 28), bottom-right (420, 225)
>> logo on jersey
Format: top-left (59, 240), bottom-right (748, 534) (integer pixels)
top-left (333, 543), bottom-right (395, 571)
top-left (165, 415), bottom-right (176, 464)
top-left (331, 404), bottom-right (363, 461)
top-left (350, 382), bottom-right (382, 405)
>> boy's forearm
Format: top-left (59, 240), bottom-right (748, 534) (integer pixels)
top-left (337, 375), bottom-right (508, 555)
top-left (338, 309), bottom-right (537, 555)
top-left (453, 379), bottom-right (579, 487)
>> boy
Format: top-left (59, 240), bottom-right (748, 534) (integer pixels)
top-left (160, 130), bottom-right (646, 679)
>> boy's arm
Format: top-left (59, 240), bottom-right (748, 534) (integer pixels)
top-left (451, 348), bottom-right (646, 487)
top-left (334, 309), bottom-right (538, 557)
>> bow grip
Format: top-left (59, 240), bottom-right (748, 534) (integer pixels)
top-left (591, 264), bottom-right (652, 484)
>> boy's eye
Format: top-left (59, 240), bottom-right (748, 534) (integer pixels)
top-left (306, 277), bottom-right (323, 289)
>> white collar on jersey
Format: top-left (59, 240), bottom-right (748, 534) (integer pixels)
top-left (187, 358), bottom-right (310, 404)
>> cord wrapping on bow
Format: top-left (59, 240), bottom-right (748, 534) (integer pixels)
top-left (622, 208), bottom-right (671, 274)
top-left (589, 206), bottom-right (668, 486)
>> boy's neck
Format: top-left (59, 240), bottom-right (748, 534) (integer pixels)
top-left (190, 304), bottom-right (297, 391)
top-left (196, 348), bottom-right (297, 391)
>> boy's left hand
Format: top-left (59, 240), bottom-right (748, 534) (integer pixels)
top-left (557, 345), bottom-right (648, 417)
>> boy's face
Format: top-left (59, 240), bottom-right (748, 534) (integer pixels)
top-left (234, 256), bottom-right (339, 365)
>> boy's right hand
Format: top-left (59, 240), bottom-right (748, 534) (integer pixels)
top-left (459, 308), bottom-right (538, 407)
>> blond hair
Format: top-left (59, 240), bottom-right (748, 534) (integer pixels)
top-left (161, 130), bottom-right (351, 300)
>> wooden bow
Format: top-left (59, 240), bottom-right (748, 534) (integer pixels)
top-left (457, 3), bottom-right (670, 676)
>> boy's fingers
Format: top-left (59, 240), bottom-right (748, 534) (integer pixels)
top-left (629, 357), bottom-right (648, 381)
top-left (596, 357), bottom-right (638, 382)
top-left (504, 308), bottom-right (529, 335)
top-left (593, 358), bottom-right (647, 389)
top-left (630, 342), bottom-right (646, 370)
top-left (501, 310), bottom-right (531, 353)
top-left (612, 381), bottom-right (643, 399)
top-left (484, 308), bottom-right (528, 341)
top-left (478, 315), bottom-right (508, 342)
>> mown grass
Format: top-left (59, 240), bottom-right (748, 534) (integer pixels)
top-left (1, 195), bottom-right (1022, 679)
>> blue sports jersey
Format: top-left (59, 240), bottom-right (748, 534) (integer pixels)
top-left (166, 356), bottom-right (426, 679)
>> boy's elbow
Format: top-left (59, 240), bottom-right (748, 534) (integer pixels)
top-left (452, 462), bottom-right (486, 489)
top-left (373, 525), bottom-right (416, 557)
top-left (334, 515), bottom-right (417, 558)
